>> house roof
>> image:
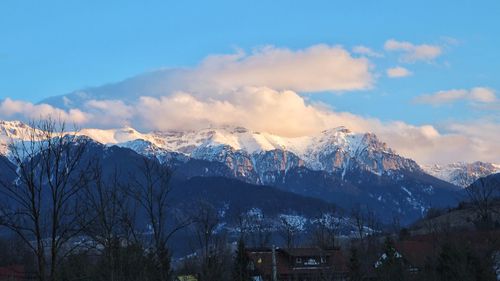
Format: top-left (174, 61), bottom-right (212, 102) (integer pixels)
top-left (281, 247), bottom-right (337, 257)
top-left (248, 250), bottom-right (294, 275)
top-left (0, 265), bottom-right (25, 278)
top-left (395, 240), bottom-right (436, 268)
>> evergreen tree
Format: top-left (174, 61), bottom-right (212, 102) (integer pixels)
top-left (233, 238), bottom-right (251, 281)
top-left (376, 237), bottom-right (406, 281)
top-left (437, 243), bottom-right (465, 281)
top-left (348, 247), bottom-right (362, 281)
top-left (437, 242), bottom-right (496, 281)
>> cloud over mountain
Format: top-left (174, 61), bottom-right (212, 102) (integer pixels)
top-left (1, 44), bottom-right (499, 165)
top-left (0, 98), bottom-right (88, 124)
top-left (3, 86), bottom-right (500, 164)
top-left (190, 44), bottom-right (374, 92)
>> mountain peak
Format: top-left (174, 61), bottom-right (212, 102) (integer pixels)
top-left (0, 120), bottom-right (426, 177)
top-left (321, 126), bottom-right (352, 135)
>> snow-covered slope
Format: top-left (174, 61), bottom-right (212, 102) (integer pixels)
top-left (81, 125), bottom-right (423, 177)
top-left (79, 127), bottom-right (155, 144)
top-left (423, 162), bottom-right (500, 188)
top-left (0, 121), bottom-right (421, 177)
top-left (0, 120), bottom-right (461, 224)
top-left (0, 120), bottom-right (45, 155)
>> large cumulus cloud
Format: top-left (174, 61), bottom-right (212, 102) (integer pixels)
top-left (1, 44), bottom-right (499, 165)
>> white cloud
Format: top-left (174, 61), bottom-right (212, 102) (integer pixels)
top-left (0, 98), bottom-right (88, 124)
top-left (414, 87), bottom-right (497, 105)
top-left (190, 44), bottom-right (374, 92)
top-left (40, 45), bottom-right (374, 111)
top-left (134, 87), bottom-right (338, 136)
top-left (384, 39), bottom-right (442, 62)
top-left (2, 43), bottom-right (499, 165)
top-left (352, 45), bottom-right (383, 57)
top-left (469, 87), bottom-right (497, 103)
top-left (130, 89), bottom-right (500, 164)
top-left (3, 88), bottom-right (500, 164)
top-left (84, 99), bottom-right (134, 127)
top-left (386, 66), bottom-right (412, 78)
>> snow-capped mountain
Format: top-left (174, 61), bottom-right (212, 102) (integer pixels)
top-left (78, 125), bottom-right (423, 179)
top-left (0, 120), bottom-right (461, 224)
top-left (0, 120), bottom-right (44, 155)
top-left (1, 121), bottom-right (421, 178)
top-left (423, 162), bottom-right (500, 188)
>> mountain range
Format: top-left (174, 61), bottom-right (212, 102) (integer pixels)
top-left (2, 120), bottom-right (486, 226)
top-left (422, 162), bottom-right (500, 188)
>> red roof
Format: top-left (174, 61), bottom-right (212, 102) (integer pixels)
top-left (0, 265), bottom-right (26, 280)
top-left (281, 247), bottom-right (338, 257)
top-left (395, 240), bottom-right (436, 267)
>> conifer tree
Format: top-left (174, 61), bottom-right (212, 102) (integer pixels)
top-left (376, 237), bottom-right (406, 281)
top-left (348, 247), bottom-right (362, 281)
top-left (233, 238), bottom-right (251, 281)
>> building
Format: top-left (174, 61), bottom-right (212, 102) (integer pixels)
top-left (373, 239), bottom-right (436, 277)
top-left (247, 247), bottom-right (348, 281)
top-left (0, 265), bottom-right (27, 281)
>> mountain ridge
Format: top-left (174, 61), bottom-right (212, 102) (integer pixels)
top-left (0, 119), bottom-right (462, 224)
top-left (422, 162), bottom-right (500, 188)
top-left (0, 120), bottom-right (423, 180)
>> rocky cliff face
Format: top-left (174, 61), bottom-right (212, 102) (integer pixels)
top-left (146, 126), bottom-right (424, 186)
top-left (302, 129), bottom-right (421, 178)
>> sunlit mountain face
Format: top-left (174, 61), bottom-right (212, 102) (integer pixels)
top-left (0, 120), bottom-right (464, 225)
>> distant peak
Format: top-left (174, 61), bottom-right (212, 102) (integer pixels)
top-left (205, 125), bottom-right (249, 132)
top-left (117, 126), bottom-right (140, 134)
top-left (321, 126), bottom-right (352, 135)
top-left (231, 126), bottom-right (249, 133)
top-left (186, 125), bottom-right (253, 137)
top-left (0, 120), bottom-right (29, 127)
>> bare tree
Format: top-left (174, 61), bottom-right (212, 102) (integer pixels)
top-left (278, 214), bottom-right (306, 248)
top-left (365, 209), bottom-right (380, 236)
top-left (80, 165), bottom-right (137, 281)
top-left (127, 158), bottom-right (190, 281)
top-left (465, 176), bottom-right (500, 226)
top-left (351, 205), bottom-right (380, 243)
top-left (310, 208), bottom-right (341, 249)
top-left (0, 119), bottom-right (93, 281)
top-left (351, 206), bottom-right (365, 242)
top-left (237, 208), bottom-right (272, 248)
top-left (191, 200), bottom-right (229, 281)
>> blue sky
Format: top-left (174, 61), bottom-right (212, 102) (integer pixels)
top-left (1, 0), bottom-right (500, 164)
